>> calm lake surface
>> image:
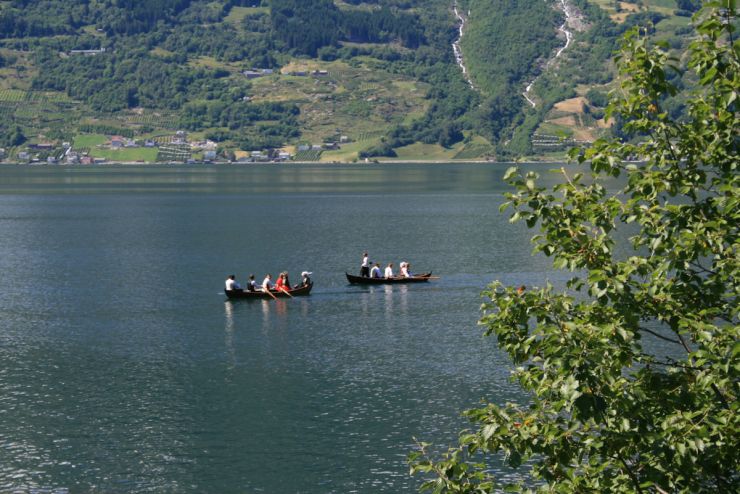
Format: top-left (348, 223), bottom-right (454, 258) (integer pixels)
top-left (0, 164), bottom-right (569, 493)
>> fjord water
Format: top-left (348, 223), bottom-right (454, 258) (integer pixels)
top-left (0, 164), bottom-right (563, 493)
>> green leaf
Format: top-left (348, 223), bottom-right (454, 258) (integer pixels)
top-left (503, 166), bottom-right (518, 181)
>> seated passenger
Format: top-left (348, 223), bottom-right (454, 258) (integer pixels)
top-left (299, 271), bottom-right (312, 287)
top-left (400, 262), bottom-right (413, 278)
top-left (225, 274), bottom-right (241, 291)
top-left (370, 263), bottom-right (382, 278)
top-left (400, 262), bottom-right (409, 278)
top-left (247, 274), bottom-right (257, 292)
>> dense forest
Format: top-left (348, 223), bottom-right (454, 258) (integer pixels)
top-left (0, 0), bottom-right (692, 160)
top-left (271, 0), bottom-right (423, 56)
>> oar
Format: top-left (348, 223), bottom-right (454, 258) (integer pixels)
top-left (279, 287), bottom-right (294, 298)
top-left (264, 288), bottom-right (278, 301)
top-left (424, 276), bottom-right (441, 279)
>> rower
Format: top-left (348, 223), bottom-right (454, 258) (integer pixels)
top-left (262, 274), bottom-right (273, 292)
top-left (247, 274), bottom-right (257, 292)
top-left (384, 263), bottom-right (394, 278)
top-left (275, 272), bottom-right (288, 292)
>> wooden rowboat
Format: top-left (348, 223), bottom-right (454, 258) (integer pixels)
top-left (345, 272), bottom-right (434, 284)
top-left (225, 282), bottom-right (313, 299)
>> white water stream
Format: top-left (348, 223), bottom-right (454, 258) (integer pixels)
top-left (453, 1), bottom-right (476, 90)
top-left (522, 0), bottom-right (574, 108)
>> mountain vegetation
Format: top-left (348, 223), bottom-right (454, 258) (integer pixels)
top-left (0, 0), bottom-right (700, 161)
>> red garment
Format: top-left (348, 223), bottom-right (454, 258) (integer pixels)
top-left (275, 277), bottom-right (287, 291)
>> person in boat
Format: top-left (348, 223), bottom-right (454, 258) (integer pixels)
top-left (399, 262), bottom-right (408, 277)
top-left (283, 271), bottom-right (291, 289)
top-left (275, 272), bottom-right (289, 292)
top-left (360, 252), bottom-right (370, 277)
top-left (225, 275), bottom-right (241, 291)
top-left (400, 262), bottom-right (413, 278)
top-left (384, 263), bottom-right (394, 279)
top-left (299, 271), bottom-right (312, 287)
top-left (370, 262), bottom-right (382, 278)
top-left (261, 274), bottom-right (273, 292)
top-left (247, 274), bottom-right (257, 292)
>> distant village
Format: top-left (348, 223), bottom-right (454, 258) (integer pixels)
top-left (0, 59), bottom-right (355, 165)
top-left (0, 128), bottom-right (352, 165)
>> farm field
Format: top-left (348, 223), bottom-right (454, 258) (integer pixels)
top-left (250, 59), bottom-right (429, 147)
top-left (391, 142), bottom-right (466, 161)
top-left (73, 134), bottom-right (108, 148)
top-left (224, 6), bottom-right (269, 26)
top-left (91, 148), bottom-right (159, 162)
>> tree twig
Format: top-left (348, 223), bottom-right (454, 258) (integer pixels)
top-left (618, 454), bottom-right (644, 494)
top-left (639, 326), bottom-right (682, 345)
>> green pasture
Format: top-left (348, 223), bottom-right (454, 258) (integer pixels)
top-left (535, 122), bottom-right (575, 138)
top-left (655, 15), bottom-right (692, 37)
top-left (224, 6), bottom-right (268, 26)
top-left (391, 142), bottom-right (466, 161)
top-left (453, 135), bottom-right (495, 160)
top-left (647, 0), bottom-right (677, 10)
top-left (151, 47), bottom-right (176, 58)
top-left (321, 140), bottom-right (379, 162)
top-left (91, 147), bottom-right (159, 162)
top-left (73, 134), bottom-right (108, 148)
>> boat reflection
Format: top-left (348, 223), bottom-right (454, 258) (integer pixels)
top-left (223, 301), bottom-right (236, 371)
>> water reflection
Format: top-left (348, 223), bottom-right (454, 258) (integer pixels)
top-left (223, 301), bottom-right (236, 372)
top-left (259, 298), bottom-right (288, 328)
top-left (351, 284), bottom-right (414, 321)
top-left (0, 163), bottom-right (569, 195)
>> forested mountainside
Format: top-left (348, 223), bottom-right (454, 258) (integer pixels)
top-left (0, 0), bottom-right (700, 162)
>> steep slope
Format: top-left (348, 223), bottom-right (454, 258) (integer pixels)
top-left (0, 0), bottom-right (697, 162)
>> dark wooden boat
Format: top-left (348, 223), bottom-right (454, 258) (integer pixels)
top-left (345, 272), bottom-right (434, 284)
top-left (225, 282), bottom-right (313, 299)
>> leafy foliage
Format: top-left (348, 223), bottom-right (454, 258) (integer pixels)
top-left (0, 121), bottom-right (26, 147)
top-left (410, 4), bottom-right (739, 492)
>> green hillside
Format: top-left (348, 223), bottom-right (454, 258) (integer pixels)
top-left (0, 0), bottom-right (698, 162)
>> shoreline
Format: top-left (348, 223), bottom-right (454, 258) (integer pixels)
top-left (0, 159), bottom-right (566, 166)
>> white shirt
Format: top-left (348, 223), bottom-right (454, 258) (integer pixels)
top-left (362, 255), bottom-right (369, 267)
top-left (370, 266), bottom-right (381, 278)
top-left (225, 278), bottom-right (235, 290)
top-left (400, 266), bottom-right (409, 277)
top-left (384, 266), bottom-right (394, 278)
top-left (262, 277), bottom-right (272, 291)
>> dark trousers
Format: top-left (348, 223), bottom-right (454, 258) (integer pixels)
top-left (360, 266), bottom-right (370, 277)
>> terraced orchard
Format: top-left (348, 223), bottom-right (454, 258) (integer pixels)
top-left (250, 60), bottom-right (429, 149)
